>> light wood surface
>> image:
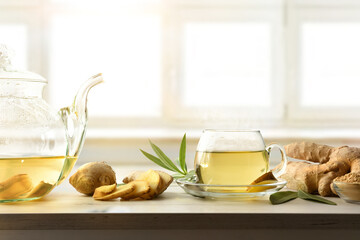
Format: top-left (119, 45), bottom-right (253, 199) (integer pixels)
top-left (0, 184), bottom-right (358, 214)
top-left (0, 164), bottom-right (359, 230)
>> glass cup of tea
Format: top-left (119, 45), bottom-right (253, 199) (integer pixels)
top-left (194, 130), bottom-right (287, 185)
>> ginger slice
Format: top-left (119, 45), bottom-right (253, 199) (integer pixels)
top-left (121, 180), bottom-right (151, 201)
top-left (123, 171), bottom-right (144, 183)
top-left (156, 171), bottom-right (173, 195)
top-left (250, 171), bottom-right (276, 185)
top-left (247, 172), bottom-right (277, 192)
top-left (247, 180), bottom-right (278, 193)
top-left (136, 170), bottom-right (161, 200)
top-left (123, 170), bottom-right (173, 196)
top-left (0, 174), bottom-right (33, 199)
top-left (93, 183), bottom-right (117, 199)
top-left (93, 182), bottom-right (135, 201)
top-left (25, 181), bottom-right (54, 198)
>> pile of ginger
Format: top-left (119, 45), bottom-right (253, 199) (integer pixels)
top-left (69, 162), bottom-right (173, 201)
top-left (281, 142), bottom-right (360, 196)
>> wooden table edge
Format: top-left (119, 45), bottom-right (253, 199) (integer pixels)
top-left (0, 213), bottom-right (359, 230)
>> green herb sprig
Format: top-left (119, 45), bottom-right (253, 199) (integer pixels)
top-left (140, 133), bottom-right (195, 179)
top-left (270, 190), bottom-right (337, 205)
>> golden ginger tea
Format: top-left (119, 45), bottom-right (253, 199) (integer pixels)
top-left (195, 151), bottom-right (269, 185)
top-left (0, 156), bottom-right (77, 201)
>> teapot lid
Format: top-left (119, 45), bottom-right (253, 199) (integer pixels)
top-left (0, 44), bottom-right (46, 83)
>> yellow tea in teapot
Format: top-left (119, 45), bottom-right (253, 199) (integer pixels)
top-left (0, 156), bottom-right (77, 201)
top-left (195, 151), bottom-right (269, 185)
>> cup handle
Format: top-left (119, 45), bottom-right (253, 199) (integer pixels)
top-left (266, 143), bottom-right (288, 179)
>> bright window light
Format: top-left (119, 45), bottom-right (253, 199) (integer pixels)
top-left (50, 0), bottom-right (160, 6)
top-left (182, 22), bottom-right (272, 107)
top-left (301, 23), bottom-right (360, 107)
top-left (49, 14), bottom-right (162, 117)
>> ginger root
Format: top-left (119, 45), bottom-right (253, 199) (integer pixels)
top-left (281, 142), bottom-right (360, 196)
top-left (69, 162), bottom-right (116, 195)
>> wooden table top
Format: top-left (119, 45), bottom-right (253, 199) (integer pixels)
top-left (0, 164), bottom-right (359, 230)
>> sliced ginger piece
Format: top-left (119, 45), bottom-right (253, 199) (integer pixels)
top-left (136, 170), bottom-right (161, 200)
top-left (247, 180), bottom-right (278, 193)
top-left (0, 174), bottom-right (33, 199)
top-left (250, 171), bottom-right (276, 185)
top-left (121, 180), bottom-right (151, 201)
top-left (93, 182), bottom-right (135, 201)
top-left (123, 171), bottom-right (143, 184)
top-left (156, 171), bottom-right (173, 195)
top-left (25, 181), bottom-right (54, 198)
top-left (123, 170), bottom-right (173, 196)
top-left (93, 183), bottom-right (117, 199)
top-left (247, 171), bottom-right (277, 192)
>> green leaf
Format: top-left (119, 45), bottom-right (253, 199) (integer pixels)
top-left (149, 140), bottom-right (184, 174)
top-left (183, 170), bottom-right (195, 179)
top-left (179, 133), bottom-right (187, 172)
top-left (298, 190), bottom-right (337, 205)
top-left (140, 133), bottom-right (189, 175)
top-left (175, 158), bottom-right (181, 167)
top-left (269, 191), bottom-right (298, 205)
top-left (140, 149), bottom-right (174, 172)
top-left (172, 173), bottom-right (185, 179)
top-left (172, 170), bottom-right (195, 180)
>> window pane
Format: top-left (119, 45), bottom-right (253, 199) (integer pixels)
top-left (301, 23), bottom-right (360, 107)
top-left (182, 22), bottom-right (271, 107)
top-left (0, 24), bottom-right (27, 69)
top-left (49, 14), bottom-right (161, 117)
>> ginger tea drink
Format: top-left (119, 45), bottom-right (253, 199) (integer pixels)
top-left (195, 151), bottom-right (269, 185)
top-left (194, 130), bottom-right (288, 193)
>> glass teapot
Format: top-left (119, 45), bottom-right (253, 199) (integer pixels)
top-left (0, 45), bottom-right (103, 202)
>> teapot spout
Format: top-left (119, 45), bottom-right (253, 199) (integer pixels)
top-left (73, 73), bottom-right (103, 124)
top-left (59, 73), bottom-right (103, 157)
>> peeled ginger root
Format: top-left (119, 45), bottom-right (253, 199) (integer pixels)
top-left (69, 162), bottom-right (116, 195)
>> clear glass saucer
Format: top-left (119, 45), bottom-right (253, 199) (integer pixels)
top-left (176, 178), bottom-right (287, 199)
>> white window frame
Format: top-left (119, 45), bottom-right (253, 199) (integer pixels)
top-left (41, 1), bottom-right (165, 129)
top-left (2, 0), bottom-right (360, 129)
top-left (286, 0), bottom-right (360, 125)
top-left (163, 0), bottom-right (285, 127)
